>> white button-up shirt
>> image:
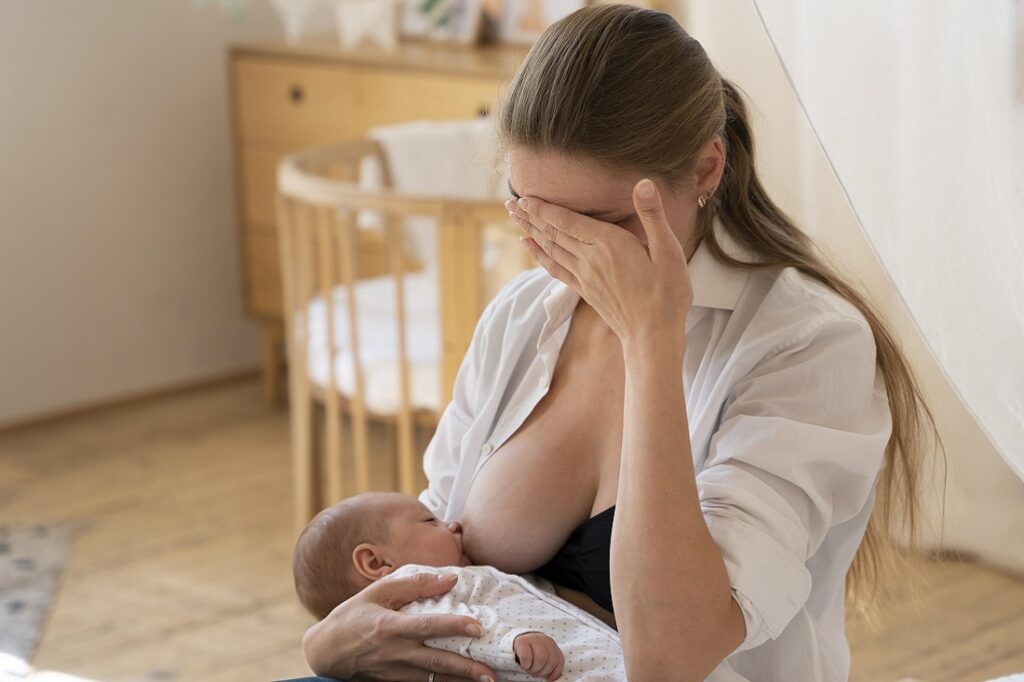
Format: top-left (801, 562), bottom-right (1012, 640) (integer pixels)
top-left (418, 217), bottom-right (892, 681)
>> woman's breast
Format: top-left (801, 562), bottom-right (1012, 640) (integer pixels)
top-left (461, 327), bottom-right (624, 575)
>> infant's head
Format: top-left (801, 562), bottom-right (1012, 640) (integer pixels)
top-left (292, 491), bottom-right (470, 619)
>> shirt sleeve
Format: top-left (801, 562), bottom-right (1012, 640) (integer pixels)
top-left (696, 314), bottom-right (892, 653)
top-left (418, 269), bottom-right (532, 519)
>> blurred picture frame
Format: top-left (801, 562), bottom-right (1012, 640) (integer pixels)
top-left (399, 0), bottom-right (487, 44)
top-left (498, 0), bottom-right (587, 44)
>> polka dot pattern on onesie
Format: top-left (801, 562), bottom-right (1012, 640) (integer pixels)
top-left (384, 563), bottom-right (626, 681)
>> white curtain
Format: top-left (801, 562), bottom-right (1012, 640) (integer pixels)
top-left (747, 0), bottom-right (1024, 479)
top-left (679, 0), bottom-right (1024, 572)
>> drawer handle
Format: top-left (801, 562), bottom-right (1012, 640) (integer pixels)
top-left (477, 104), bottom-right (490, 118)
top-left (289, 84), bottom-right (305, 104)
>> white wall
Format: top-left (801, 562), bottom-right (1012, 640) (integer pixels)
top-left (0, 1), bottom-right (329, 425)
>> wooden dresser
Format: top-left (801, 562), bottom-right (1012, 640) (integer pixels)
top-left (228, 37), bottom-right (528, 402)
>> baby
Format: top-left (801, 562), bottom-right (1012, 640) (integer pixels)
top-left (292, 491), bottom-right (626, 682)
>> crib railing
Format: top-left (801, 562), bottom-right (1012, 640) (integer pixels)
top-left (276, 138), bottom-right (530, 531)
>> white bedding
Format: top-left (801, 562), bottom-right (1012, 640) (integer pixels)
top-left (304, 270), bottom-right (443, 415)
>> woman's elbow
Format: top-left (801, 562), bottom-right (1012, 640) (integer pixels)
top-left (622, 601), bottom-right (745, 682)
top-left (624, 657), bottom-right (706, 682)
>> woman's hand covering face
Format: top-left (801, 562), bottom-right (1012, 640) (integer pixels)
top-left (506, 178), bottom-right (694, 356)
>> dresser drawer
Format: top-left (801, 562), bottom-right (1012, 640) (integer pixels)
top-left (235, 59), bottom-right (356, 146)
top-left (234, 57), bottom-right (500, 147)
top-left (335, 67), bottom-right (500, 133)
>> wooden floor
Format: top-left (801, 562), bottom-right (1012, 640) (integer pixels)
top-left (1, 379), bottom-right (1022, 682)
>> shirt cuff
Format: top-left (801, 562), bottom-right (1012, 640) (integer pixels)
top-left (705, 513), bottom-right (813, 652)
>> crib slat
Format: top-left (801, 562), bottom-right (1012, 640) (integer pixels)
top-left (336, 208), bottom-right (371, 495)
top-left (384, 214), bottom-right (417, 497)
top-left (439, 207), bottom-right (484, 407)
top-left (316, 206), bottom-right (345, 505)
top-left (280, 196), bottom-right (318, 531)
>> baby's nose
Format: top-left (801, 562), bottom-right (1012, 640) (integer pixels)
top-left (447, 521), bottom-right (462, 534)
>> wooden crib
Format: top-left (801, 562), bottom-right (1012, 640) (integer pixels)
top-left (275, 137), bottom-right (530, 532)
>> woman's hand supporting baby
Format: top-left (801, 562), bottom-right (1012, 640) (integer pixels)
top-left (302, 571), bottom-right (497, 682)
top-left (513, 632), bottom-right (565, 681)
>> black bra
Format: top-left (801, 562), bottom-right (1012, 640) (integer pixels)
top-left (533, 505), bottom-right (615, 614)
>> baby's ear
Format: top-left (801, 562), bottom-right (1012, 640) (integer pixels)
top-left (352, 542), bottom-right (391, 580)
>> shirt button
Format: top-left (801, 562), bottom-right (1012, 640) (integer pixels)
top-left (482, 443), bottom-right (493, 455)
top-left (539, 375), bottom-right (549, 388)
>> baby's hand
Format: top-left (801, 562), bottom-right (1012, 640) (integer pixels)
top-left (513, 631), bottom-right (564, 681)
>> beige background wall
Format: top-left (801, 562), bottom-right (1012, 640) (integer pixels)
top-left (679, 0), bottom-right (1024, 573)
top-left (0, 1), bottom-right (331, 426)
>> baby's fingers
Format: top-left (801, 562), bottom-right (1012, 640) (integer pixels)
top-left (515, 643), bottom-right (534, 670)
top-left (528, 642), bottom-right (551, 673)
top-left (542, 644), bottom-right (564, 680)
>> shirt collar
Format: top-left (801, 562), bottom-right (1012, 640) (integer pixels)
top-left (540, 216), bottom-right (756, 326)
top-left (687, 216), bottom-right (756, 311)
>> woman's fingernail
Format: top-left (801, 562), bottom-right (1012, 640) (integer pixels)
top-left (479, 676), bottom-right (494, 682)
top-left (517, 197), bottom-right (530, 211)
top-left (437, 573), bottom-right (456, 582)
top-left (467, 624), bottom-right (484, 636)
top-left (637, 178), bottom-right (655, 198)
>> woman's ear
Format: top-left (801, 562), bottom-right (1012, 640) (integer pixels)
top-left (695, 135), bottom-right (726, 193)
top-left (352, 542), bottom-right (394, 580)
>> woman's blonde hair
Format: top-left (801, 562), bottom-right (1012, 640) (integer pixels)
top-left (496, 4), bottom-right (947, 621)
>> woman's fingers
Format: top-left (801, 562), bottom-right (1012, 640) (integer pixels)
top-left (381, 609), bottom-right (484, 642)
top-left (381, 662), bottom-right (479, 682)
top-left (507, 202), bottom-right (581, 287)
top-left (513, 196), bottom-right (615, 249)
top-left (508, 209), bottom-right (579, 270)
top-left (366, 573), bottom-right (488, 634)
top-left (372, 611), bottom-right (497, 682)
top-left (368, 572), bottom-right (462, 615)
top-left (521, 236), bottom-right (580, 290)
top-left (403, 642), bottom-right (497, 682)
top-left (631, 178), bottom-right (681, 264)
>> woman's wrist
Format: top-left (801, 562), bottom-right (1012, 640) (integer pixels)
top-left (302, 617), bottom-right (352, 678)
top-left (621, 329), bottom-right (686, 371)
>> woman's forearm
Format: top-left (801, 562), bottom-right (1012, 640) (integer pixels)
top-left (612, 339), bottom-right (745, 682)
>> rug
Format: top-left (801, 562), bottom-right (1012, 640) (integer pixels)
top-left (0, 525), bottom-right (75, 663)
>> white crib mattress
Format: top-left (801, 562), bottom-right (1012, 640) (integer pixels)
top-left (304, 270), bottom-right (443, 415)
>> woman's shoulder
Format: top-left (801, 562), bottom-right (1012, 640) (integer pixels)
top-left (720, 263), bottom-right (881, 375)
top-left (745, 264), bottom-right (872, 336)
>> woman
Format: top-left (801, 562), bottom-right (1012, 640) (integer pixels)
top-left (298, 5), bottom-right (942, 681)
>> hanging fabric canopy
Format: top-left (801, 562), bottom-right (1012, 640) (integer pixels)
top-left (749, 0), bottom-right (1024, 480)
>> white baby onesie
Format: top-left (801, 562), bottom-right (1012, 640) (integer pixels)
top-left (385, 563), bottom-right (626, 682)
